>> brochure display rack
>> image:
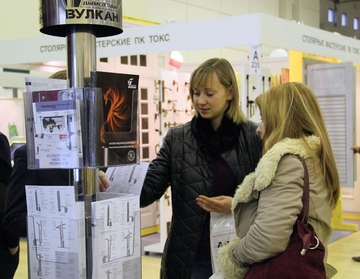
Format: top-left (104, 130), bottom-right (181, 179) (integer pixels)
top-left (24, 72), bottom-right (140, 169)
top-left (22, 1), bottom-right (143, 278)
top-left (26, 185), bottom-right (142, 279)
top-left (24, 71), bottom-right (141, 278)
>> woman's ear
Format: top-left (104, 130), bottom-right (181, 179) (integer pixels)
top-left (227, 85), bottom-right (234, 100)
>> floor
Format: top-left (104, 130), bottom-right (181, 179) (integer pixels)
top-left (13, 221), bottom-right (360, 279)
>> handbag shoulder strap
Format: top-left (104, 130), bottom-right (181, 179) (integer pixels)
top-left (297, 156), bottom-right (309, 225)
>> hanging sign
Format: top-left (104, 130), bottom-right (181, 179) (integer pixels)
top-left (39, 0), bottom-right (123, 37)
top-left (248, 44), bottom-right (262, 75)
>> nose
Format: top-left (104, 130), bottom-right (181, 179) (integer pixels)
top-left (197, 94), bottom-right (206, 104)
top-left (255, 126), bottom-right (261, 134)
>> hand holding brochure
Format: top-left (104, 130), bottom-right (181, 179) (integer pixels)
top-left (105, 162), bottom-right (149, 196)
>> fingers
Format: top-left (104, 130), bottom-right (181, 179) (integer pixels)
top-left (99, 170), bottom-right (110, 192)
top-left (196, 195), bottom-right (232, 213)
top-left (196, 198), bottom-right (213, 212)
top-left (196, 196), bottom-right (214, 212)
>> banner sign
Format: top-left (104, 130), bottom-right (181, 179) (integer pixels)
top-left (2, 13), bottom-right (360, 65)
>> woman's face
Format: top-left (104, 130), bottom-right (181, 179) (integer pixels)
top-left (192, 72), bottom-right (233, 130)
top-left (256, 119), bottom-right (265, 140)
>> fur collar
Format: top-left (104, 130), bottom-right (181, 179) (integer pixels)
top-left (191, 114), bottom-right (240, 156)
top-left (231, 135), bottom-right (320, 210)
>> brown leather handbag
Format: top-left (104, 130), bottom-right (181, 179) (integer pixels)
top-left (243, 157), bottom-right (326, 279)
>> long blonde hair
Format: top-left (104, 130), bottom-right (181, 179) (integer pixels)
top-left (189, 58), bottom-right (246, 124)
top-left (255, 82), bottom-right (340, 207)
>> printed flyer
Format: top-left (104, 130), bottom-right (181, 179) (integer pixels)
top-left (94, 71), bottom-right (140, 167)
top-left (26, 185), bottom-right (86, 279)
top-left (32, 97), bottom-right (83, 168)
top-left (91, 195), bottom-right (141, 279)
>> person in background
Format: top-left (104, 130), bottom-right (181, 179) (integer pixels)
top-left (217, 82), bottom-right (339, 278)
top-left (140, 58), bottom-right (262, 279)
top-left (0, 132), bottom-right (19, 279)
top-left (351, 145), bottom-right (360, 262)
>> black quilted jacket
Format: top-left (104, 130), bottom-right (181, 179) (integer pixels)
top-left (140, 119), bottom-right (262, 279)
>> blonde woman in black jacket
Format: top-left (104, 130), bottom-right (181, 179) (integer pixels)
top-left (140, 58), bottom-right (262, 279)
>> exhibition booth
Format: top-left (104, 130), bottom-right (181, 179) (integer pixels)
top-left (1, 13), bottom-right (360, 264)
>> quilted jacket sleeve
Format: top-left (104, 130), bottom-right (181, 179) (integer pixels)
top-left (140, 129), bottom-right (173, 208)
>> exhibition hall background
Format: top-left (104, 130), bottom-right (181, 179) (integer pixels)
top-left (1, 0), bottom-right (360, 225)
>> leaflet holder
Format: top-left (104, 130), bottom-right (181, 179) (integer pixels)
top-left (24, 1), bottom-right (125, 278)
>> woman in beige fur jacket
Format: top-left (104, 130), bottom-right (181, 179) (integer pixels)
top-left (217, 82), bottom-right (340, 279)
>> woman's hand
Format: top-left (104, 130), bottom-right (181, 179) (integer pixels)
top-left (196, 195), bottom-right (232, 213)
top-left (99, 170), bottom-right (110, 192)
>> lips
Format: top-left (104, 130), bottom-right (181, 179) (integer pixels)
top-left (198, 108), bottom-right (209, 114)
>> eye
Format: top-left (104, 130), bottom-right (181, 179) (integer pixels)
top-left (204, 89), bottom-right (214, 96)
top-left (193, 91), bottom-right (200, 96)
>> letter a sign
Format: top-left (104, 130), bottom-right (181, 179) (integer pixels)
top-left (248, 45), bottom-right (261, 75)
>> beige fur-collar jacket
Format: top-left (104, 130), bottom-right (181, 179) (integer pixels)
top-left (217, 136), bottom-right (336, 279)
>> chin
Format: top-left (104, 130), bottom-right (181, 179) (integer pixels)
top-left (200, 114), bottom-right (211, 119)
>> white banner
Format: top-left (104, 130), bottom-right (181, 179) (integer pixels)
top-left (2, 13), bottom-right (360, 65)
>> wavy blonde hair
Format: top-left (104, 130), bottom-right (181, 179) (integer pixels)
top-left (189, 58), bottom-right (246, 124)
top-left (255, 82), bottom-right (340, 207)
